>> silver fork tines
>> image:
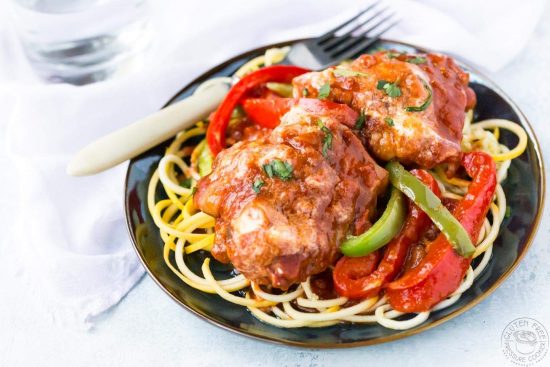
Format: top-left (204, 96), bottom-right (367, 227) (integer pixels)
top-left (286, 1), bottom-right (398, 70)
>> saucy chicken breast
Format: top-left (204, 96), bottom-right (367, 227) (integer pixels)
top-left (195, 100), bottom-right (388, 289)
top-left (292, 52), bottom-right (476, 168)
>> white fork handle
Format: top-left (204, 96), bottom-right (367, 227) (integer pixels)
top-left (66, 83), bottom-right (229, 176)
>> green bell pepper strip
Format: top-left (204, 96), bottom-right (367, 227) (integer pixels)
top-left (197, 140), bottom-right (213, 177)
top-left (340, 187), bottom-right (406, 257)
top-left (386, 161), bottom-right (475, 257)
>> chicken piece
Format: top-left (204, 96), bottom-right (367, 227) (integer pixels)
top-left (194, 103), bottom-right (388, 289)
top-left (292, 52), bottom-right (476, 168)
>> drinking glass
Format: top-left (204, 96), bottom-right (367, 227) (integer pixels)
top-left (9, 0), bottom-right (151, 84)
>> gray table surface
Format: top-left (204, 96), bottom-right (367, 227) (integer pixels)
top-left (1, 7), bottom-right (550, 367)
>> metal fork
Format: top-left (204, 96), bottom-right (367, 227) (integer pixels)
top-left (286, 1), bottom-right (398, 70)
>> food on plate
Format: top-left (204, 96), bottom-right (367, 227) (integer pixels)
top-left (195, 99), bottom-right (388, 289)
top-left (147, 46), bottom-right (528, 329)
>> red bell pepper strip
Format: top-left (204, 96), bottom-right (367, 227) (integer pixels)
top-left (241, 98), bottom-right (294, 129)
top-left (333, 251), bottom-right (382, 294)
top-left (206, 65), bottom-right (309, 155)
top-left (241, 97), bottom-right (358, 130)
top-left (386, 151), bottom-right (497, 312)
top-left (333, 170), bottom-right (441, 299)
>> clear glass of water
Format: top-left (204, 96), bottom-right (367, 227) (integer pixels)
top-left (9, 0), bottom-right (151, 84)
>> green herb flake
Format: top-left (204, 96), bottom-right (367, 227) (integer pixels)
top-left (263, 163), bottom-right (274, 178)
top-left (376, 80), bottom-right (388, 90)
top-left (317, 120), bottom-right (333, 157)
top-left (318, 82), bottom-right (331, 99)
top-left (191, 187), bottom-right (197, 196)
top-left (405, 80), bottom-right (433, 112)
top-left (408, 56), bottom-right (427, 64)
top-left (385, 83), bottom-right (402, 97)
top-left (376, 80), bottom-right (402, 98)
top-left (505, 206), bottom-right (512, 218)
top-left (384, 117), bottom-right (394, 127)
top-left (252, 179), bottom-right (265, 194)
top-left (333, 68), bottom-right (369, 78)
top-left (263, 160), bottom-right (293, 181)
top-left (355, 110), bottom-right (366, 130)
top-left (302, 88), bottom-right (309, 97)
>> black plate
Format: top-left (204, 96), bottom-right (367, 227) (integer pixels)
top-left (125, 39), bottom-right (545, 348)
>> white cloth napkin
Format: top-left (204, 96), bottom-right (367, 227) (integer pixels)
top-left (0, 0), bottom-right (545, 329)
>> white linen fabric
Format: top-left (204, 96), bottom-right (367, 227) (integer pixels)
top-left (0, 0), bottom-right (545, 329)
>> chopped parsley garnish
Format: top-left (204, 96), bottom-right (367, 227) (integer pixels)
top-left (377, 80), bottom-right (402, 98)
top-left (333, 68), bottom-right (369, 78)
top-left (376, 80), bottom-right (387, 89)
top-left (405, 80), bottom-right (433, 112)
top-left (505, 206), bottom-right (512, 218)
top-left (355, 110), bottom-right (366, 130)
top-left (317, 120), bottom-right (333, 157)
top-left (252, 179), bottom-right (265, 193)
top-left (263, 163), bottom-right (274, 177)
top-left (318, 82), bottom-right (331, 99)
top-left (384, 117), bottom-right (394, 127)
top-left (191, 187), bottom-right (197, 196)
top-left (302, 88), bottom-right (309, 97)
top-left (263, 160), bottom-right (293, 181)
top-left (408, 56), bottom-right (427, 64)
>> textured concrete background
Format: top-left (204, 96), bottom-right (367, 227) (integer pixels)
top-left (1, 4), bottom-right (549, 367)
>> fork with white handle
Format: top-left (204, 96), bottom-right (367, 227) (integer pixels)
top-left (67, 1), bottom-right (397, 176)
